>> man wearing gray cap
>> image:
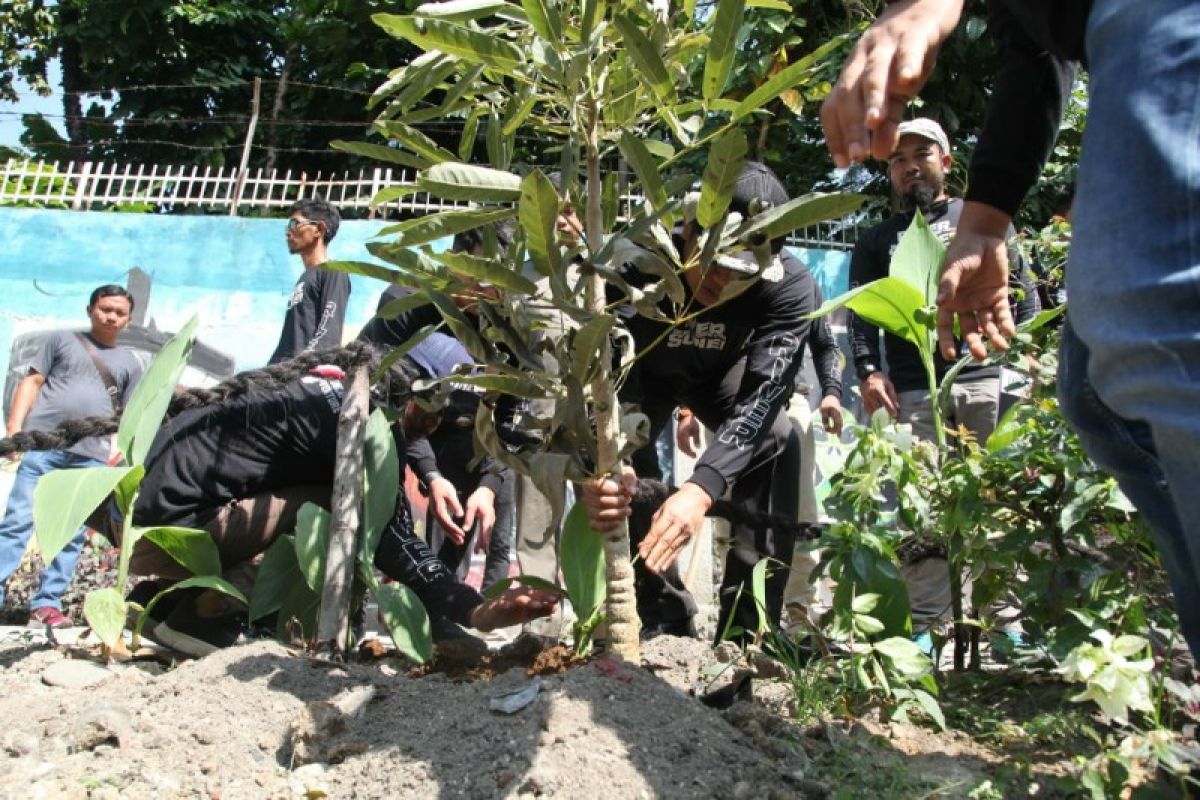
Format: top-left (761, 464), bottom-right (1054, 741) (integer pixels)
top-left (847, 118), bottom-right (1039, 639)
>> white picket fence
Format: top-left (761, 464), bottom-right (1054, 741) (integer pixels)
top-left (0, 158), bottom-right (858, 248)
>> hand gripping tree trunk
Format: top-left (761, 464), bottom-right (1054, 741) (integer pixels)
top-left (586, 103), bottom-right (640, 660)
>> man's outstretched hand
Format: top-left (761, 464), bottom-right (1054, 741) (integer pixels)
top-left (469, 586), bottom-right (559, 631)
top-left (936, 201), bottom-right (1016, 360)
top-left (641, 482), bottom-right (712, 574)
top-left (820, 0), bottom-right (964, 167)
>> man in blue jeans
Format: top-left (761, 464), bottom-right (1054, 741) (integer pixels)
top-left (0, 285), bottom-right (142, 627)
top-left (822, 0), bottom-right (1200, 660)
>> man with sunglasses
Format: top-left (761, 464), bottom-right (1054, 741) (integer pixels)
top-left (583, 161), bottom-right (818, 644)
top-left (269, 198), bottom-right (350, 365)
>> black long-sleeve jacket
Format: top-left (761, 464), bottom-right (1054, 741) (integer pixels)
top-left (806, 283), bottom-right (843, 400)
top-left (966, 1), bottom-right (1087, 216)
top-left (135, 377), bottom-right (483, 625)
top-left (849, 198), bottom-right (1040, 394)
top-left (618, 250), bottom-right (814, 500)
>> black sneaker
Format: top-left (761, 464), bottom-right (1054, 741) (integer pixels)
top-left (153, 591), bottom-right (243, 657)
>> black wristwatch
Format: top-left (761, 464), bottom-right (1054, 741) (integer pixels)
top-left (856, 362), bottom-right (881, 382)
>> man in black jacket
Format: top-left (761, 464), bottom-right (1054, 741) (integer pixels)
top-left (822, 0), bottom-right (1200, 661)
top-left (583, 162), bottom-right (816, 643)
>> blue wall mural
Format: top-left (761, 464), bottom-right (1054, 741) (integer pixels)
top-left (0, 207), bottom-right (851, 380)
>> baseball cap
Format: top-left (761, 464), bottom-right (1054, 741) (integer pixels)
top-left (405, 332), bottom-right (472, 381)
top-left (895, 118), bottom-right (950, 154)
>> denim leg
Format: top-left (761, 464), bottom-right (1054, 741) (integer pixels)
top-left (1067, 0), bottom-right (1200, 658)
top-left (1058, 322), bottom-right (1200, 658)
top-left (0, 451), bottom-right (100, 610)
top-left (29, 452), bottom-right (105, 610)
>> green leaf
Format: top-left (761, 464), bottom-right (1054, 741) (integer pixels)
top-left (703, 0), bottom-right (745, 102)
top-left (374, 15), bottom-right (525, 76)
top-left (370, 185), bottom-right (421, 208)
top-left (618, 133), bottom-right (668, 219)
top-left (459, 105), bottom-right (485, 161)
top-left (412, 0), bottom-right (512, 22)
top-left (385, 206), bottom-right (517, 248)
top-left (580, 0), bottom-right (604, 41)
top-left (521, 0), bottom-right (562, 46)
top-left (809, 276), bottom-right (928, 350)
top-left (569, 314), bottom-right (615, 384)
top-left (429, 251), bottom-right (539, 294)
top-left (422, 285), bottom-right (491, 361)
top-left (835, 550), bottom-right (912, 638)
top-left (249, 535), bottom-right (300, 622)
top-left (277, 577), bottom-right (321, 642)
top-left (294, 502), bottom-right (332, 593)
top-left (613, 14), bottom-right (676, 104)
top-left (745, 0), bottom-right (790, 9)
top-left (483, 574), bottom-right (567, 599)
top-left (359, 410), bottom-right (400, 574)
top-left (83, 587), bottom-right (127, 649)
top-left (140, 526), bottom-right (222, 576)
top-left (375, 291), bottom-right (432, 321)
top-left (419, 162), bottom-right (522, 201)
top-left (697, 128), bottom-right (748, 228)
top-left (750, 557), bottom-right (770, 636)
top-left (324, 259), bottom-right (411, 285)
top-left (731, 35), bottom-right (849, 121)
top-left (736, 192), bottom-right (866, 243)
top-left (33, 466), bottom-right (135, 565)
top-left (519, 169), bottom-right (563, 279)
top-left (375, 581), bottom-right (434, 663)
top-left (391, 55), bottom-right (458, 112)
top-left (501, 89), bottom-right (538, 137)
top-left (136, 575), bottom-right (248, 641)
top-left (330, 140), bottom-right (431, 170)
top-left (560, 504), bottom-right (606, 621)
top-left (118, 315), bottom-right (198, 466)
top-left (375, 120), bottom-right (458, 164)
top-left (890, 210), bottom-right (946, 305)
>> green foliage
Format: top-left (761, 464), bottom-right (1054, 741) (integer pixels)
top-left (118, 315), bottom-right (199, 467)
top-left (33, 466), bottom-right (136, 566)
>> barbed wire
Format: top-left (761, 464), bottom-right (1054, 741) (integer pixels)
top-left (49, 79), bottom-right (376, 98)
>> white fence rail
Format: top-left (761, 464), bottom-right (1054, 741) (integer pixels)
top-left (1, 158), bottom-right (858, 248)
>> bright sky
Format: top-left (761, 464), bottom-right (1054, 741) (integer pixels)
top-left (1, 61), bottom-right (66, 152)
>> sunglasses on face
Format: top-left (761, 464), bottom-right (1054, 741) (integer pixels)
top-left (286, 218), bottom-right (319, 231)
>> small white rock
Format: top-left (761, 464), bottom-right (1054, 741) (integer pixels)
top-left (41, 660), bottom-right (114, 690)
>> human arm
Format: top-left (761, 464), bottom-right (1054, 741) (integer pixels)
top-left (937, 3), bottom-right (1076, 359)
top-left (462, 485), bottom-right (496, 545)
top-left (845, 232), bottom-right (898, 418)
top-left (675, 408), bottom-right (702, 458)
top-left (306, 269), bottom-right (351, 352)
top-left (405, 437), bottom-right (468, 544)
top-left (6, 371), bottom-right (46, 437)
top-left (372, 483), bottom-right (555, 629)
top-left (820, 0), bottom-right (965, 167)
top-left (689, 273), bottom-right (812, 502)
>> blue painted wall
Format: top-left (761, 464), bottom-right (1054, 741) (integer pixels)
top-left (0, 207), bottom-right (851, 378)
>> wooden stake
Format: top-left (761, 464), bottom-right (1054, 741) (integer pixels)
top-left (317, 365), bottom-right (369, 656)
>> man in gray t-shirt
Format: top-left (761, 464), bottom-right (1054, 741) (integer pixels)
top-left (1, 285), bottom-right (142, 627)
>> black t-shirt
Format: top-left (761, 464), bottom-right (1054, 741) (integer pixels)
top-left (269, 266), bottom-right (352, 365)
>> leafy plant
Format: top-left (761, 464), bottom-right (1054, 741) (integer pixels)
top-left (329, 0), bottom-right (865, 659)
top-left (246, 408), bottom-right (436, 663)
top-left (32, 317), bottom-right (245, 654)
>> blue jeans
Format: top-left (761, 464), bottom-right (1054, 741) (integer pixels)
top-left (0, 450), bottom-right (103, 611)
top-left (1060, 0), bottom-right (1200, 658)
